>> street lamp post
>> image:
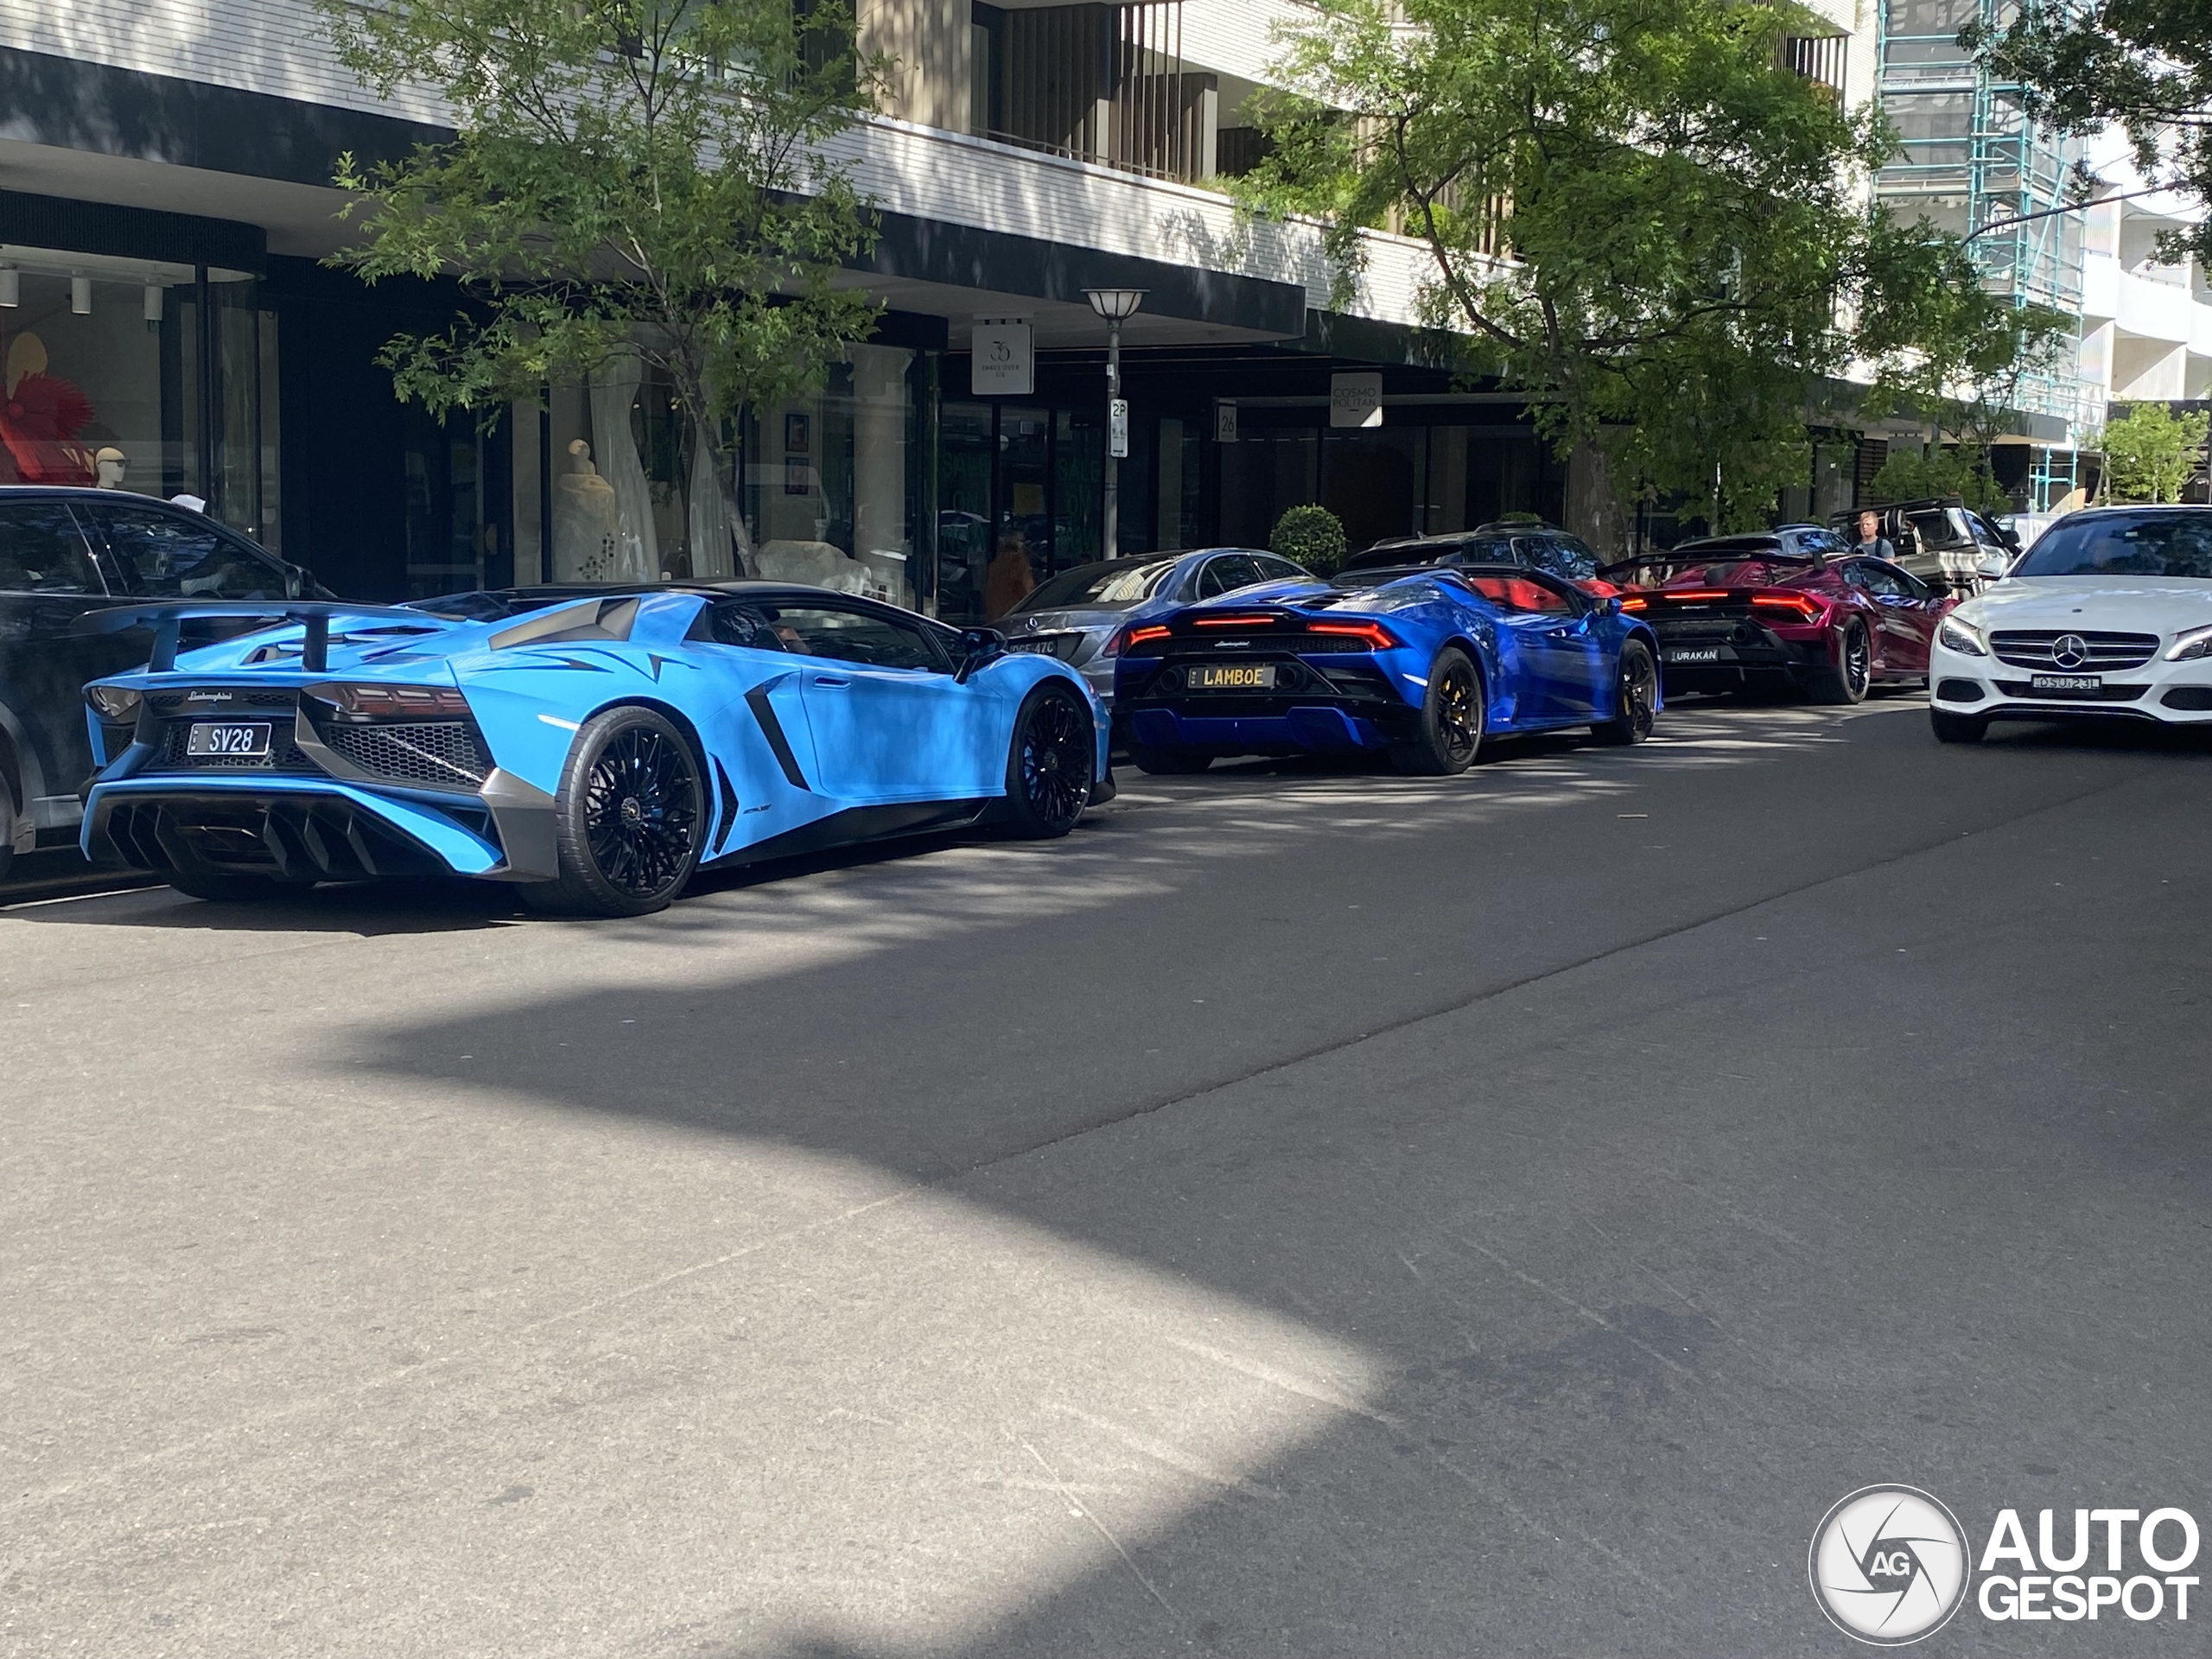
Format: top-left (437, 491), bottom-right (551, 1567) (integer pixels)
top-left (1084, 288), bottom-right (1145, 560)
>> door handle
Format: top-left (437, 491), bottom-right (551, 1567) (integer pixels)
top-left (810, 674), bottom-right (851, 688)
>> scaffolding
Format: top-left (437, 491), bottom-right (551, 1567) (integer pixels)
top-left (1876, 0), bottom-right (2091, 506)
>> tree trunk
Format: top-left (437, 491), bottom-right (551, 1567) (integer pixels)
top-left (1563, 435), bottom-right (1628, 560)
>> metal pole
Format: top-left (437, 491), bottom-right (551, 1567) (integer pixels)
top-left (1103, 317), bottom-right (1121, 561)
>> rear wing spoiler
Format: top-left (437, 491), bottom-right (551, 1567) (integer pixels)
top-left (75, 601), bottom-right (448, 672)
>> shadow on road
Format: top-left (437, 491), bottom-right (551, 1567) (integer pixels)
top-left (306, 713), bottom-right (2202, 1655)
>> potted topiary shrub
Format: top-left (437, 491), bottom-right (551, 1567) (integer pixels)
top-left (1270, 504), bottom-right (1349, 575)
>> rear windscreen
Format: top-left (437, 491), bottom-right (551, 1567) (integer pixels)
top-left (1017, 558), bottom-right (1179, 611)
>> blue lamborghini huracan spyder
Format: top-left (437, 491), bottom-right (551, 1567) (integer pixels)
top-left (77, 584), bottom-right (1109, 914)
top-left (1112, 563), bottom-right (1662, 774)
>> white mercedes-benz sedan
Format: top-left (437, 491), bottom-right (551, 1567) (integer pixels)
top-left (1927, 505), bottom-right (2212, 742)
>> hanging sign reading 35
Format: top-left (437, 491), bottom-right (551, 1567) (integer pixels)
top-left (971, 319), bottom-right (1033, 397)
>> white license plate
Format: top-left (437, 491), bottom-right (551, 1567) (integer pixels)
top-left (186, 721), bottom-right (271, 757)
top-left (2030, 674), bottom-right (2101, 695)
top-left (1665, 648), bottom-right (1721, 664)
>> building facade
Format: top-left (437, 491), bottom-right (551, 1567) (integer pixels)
top-left (1872, 0), bottom-right (2212, 505)
top-left (3, 0), bottom-right (1924, 620)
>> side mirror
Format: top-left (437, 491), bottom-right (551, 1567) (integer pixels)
top-left (954, 626), bottom-right (1007, 683)
top-left (1973, 552), bottom-right (2010, 581)
top-left (284, 566), bottom-right (306, 600)
top-left (1923, 576), bottom-right (1951, 598)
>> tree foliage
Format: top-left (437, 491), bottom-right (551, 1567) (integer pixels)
top-left (1963, 0), bottom-right (2212, 265)
top-left (1238, 0), bottom-right (2059, 533)
top-left (1869, 443), bottom-right (2012, 512)
top-left (321, 0), bottom-right (887, 565)
top-left (2098, 402), bottom-right (2212, 502)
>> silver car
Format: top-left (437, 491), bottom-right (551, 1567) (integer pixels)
top-left (1000, 548), bottom-right (1314, 708)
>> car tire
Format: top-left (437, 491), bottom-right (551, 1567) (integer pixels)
top-left (1002, 683), bottom-right (1095, 839)
top-left (1590, 639), bottom-right (1658, 746)
top-left (1128, 741), bottom-right (1211, 775)
top-left (1929, 709), bottom-right (1988, 745)
top-left (524, 705), bottom-right (703, 917)
top-left (1391, 647), bottom-right (1483, 775)
top-left (1809, 620), bottom-right (1872, 705)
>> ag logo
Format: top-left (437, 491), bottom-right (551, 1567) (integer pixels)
top-left (1809, 1485), bottom-right (1970, 1645)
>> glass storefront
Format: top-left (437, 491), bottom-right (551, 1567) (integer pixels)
top-left (1220, 410), bottom-right (1565, 554)
top-left (0, 245), bottom-right (274, 547)
top-left (524, 342), bottom-right (933, 608)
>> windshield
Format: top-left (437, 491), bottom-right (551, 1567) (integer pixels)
top-left (1016, 557), bottom-right (1179, 612)
top-left (2011, 512), bottom-right (2212, 580)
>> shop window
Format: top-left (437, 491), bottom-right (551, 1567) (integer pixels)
top-left (748, 344), bottom-right (922, 606)
top-left (938, 400), bottom-right (995, 622)
top-left (0, 253), bottom-right (278, 550)
top-left (1054, 408), bottom-right (1102, 569)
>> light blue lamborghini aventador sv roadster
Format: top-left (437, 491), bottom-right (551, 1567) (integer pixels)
top-left (77, 584), bottom-right (1110, 914)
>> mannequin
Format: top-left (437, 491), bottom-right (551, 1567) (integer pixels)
top-left (95, 447), bottom-right (127, 489)
top-left (552, 438), bottom-right (620, 582)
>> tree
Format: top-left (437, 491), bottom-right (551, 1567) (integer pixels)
top-left (1239, 0), bottom-right (2055, 541)
top-left (1270, 504), bottom-right (1349, 573)
top-left (1963, 0), bottom-right (2212, 265)
top-left (321, 0), bottom-right (887, 576)
top-left (2098, 402), bottom-right (2212, 502)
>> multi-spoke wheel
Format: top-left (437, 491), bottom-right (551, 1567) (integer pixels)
top-left (1003, 684), bottom-right (1096, 838)
top-left (1591, 639), bottom-right (1658, 746)
top-left (528, 705), bottom-right (702, 916)
top-left (1391, 646), bottom-right (1484, 775)
top-left (1811, 620), bottom-right (1872, 705)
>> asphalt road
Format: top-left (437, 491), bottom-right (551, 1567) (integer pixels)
top-left (3, 698), bottom-right (2206, 1658)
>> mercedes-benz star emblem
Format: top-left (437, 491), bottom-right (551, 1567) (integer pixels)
top-left (2051, 633), bottom-right (2090, 670)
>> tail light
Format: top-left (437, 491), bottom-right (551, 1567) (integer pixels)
top-left (1751, 594), bottom-right (1826, 623)
top-left (1119, 625), bottom-right (1173, 655)
top-left (1306, 620), bottom-right (1400, 649)
top-left (1619, 595), bottom-right (1649, 613)
top-left (306, 683), bottom-right (471, 720)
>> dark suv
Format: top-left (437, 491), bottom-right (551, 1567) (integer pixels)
top-left (1339, 522), bottom-right (1614, 590)
top-left (0, 487), bottom-right (322, 878)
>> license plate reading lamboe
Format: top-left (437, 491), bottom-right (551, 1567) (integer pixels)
top-left (186, 721), bottom-right (271, 757)
top-left (1187, 664), bottom-right (1276, 690)
top-left (2030, 674), bottom-right (2101, 695)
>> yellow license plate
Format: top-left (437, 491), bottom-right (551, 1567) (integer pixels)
top-left (1186, 664), bottom-right (1276, 690)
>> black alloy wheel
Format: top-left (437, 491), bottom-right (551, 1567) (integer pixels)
top-left (1592, 639), bottom-right (1658, 746)
top-left (530, 705), bottom-right (702, 916)
top-left (1392, 646), bottom-right (1483, 775)
top-left (1004, 685), bottom-right (1095, 838)
top-left (1811, 620), bottom-right (1872, 706)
